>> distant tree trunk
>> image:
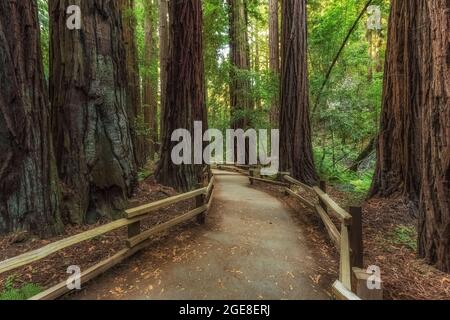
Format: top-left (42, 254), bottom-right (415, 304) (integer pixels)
top-left (121, 0), bottom-right (146, 168)
top-left (155, 0), bottom-right (207, 191)
top-left (50, 0), bottom-right (137, 224)
top-left (0, 0), bottom-right (63, 236)
top-left (159, 0), bottom-right (169, 140)
top-left (269, 0), bottom-right (280, 125)
top-left (143, 0), bottom-right (159, 160)
top-left (370, 0), bottom-right (421, 200)
top-left (229, 0), bottom-right (253, 131)
top-left (279, 0), bottom-right (317, 185)
top-left (418, 0), bottom-right (449, 273)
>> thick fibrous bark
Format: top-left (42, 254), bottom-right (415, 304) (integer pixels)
top-left (143, 0), bottom-right (159, 160)
top-left (50, 0), bottom-right (137, 224)
top-left (279, 0), bottom-right (317, 185)
top-left (269, 0), bottom-right (280, 125)
top-left (370, 0), bottom-right (421, 200)
top-left (229, 0), bottom-right (253, 131)
top-left (372, 0), bottom-right (449, 272)
top-left (0, 0), bottom-right (62, 236)
top-left (155, 0), bottom-right (207, 192)
top-left (121, 0), bottom-right (145, 168)
top-left (418, 0), bottom-right (449, 272)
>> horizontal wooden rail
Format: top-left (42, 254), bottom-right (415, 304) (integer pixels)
top-left (126, 187), bottom-right (207, 219)
top-left (0, 217), bottom-right (142, 275)
top-left (29, 237), bottom-right (156, 300)
top-left (313, 187), bottom-right (352, 224)
top-left (315, 205), bottom-right (341, 250)
top-left (249, 176), bottom-right (289, 187)
top-left (284, 188), bottom-right (315, 210)
top-left (283, 175), bottom-right (315, 192)
top-left (127, 205), bottom-right (208, 248)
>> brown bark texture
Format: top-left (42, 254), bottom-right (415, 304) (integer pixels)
top-left (269, 0), bottom-right (280, 125)
top-left (417, 0), bottom-right (449, 272)
top-left (0, 0), bottom-right (63, 236)
top-left (370, 0), bottom-right (421, 200)
top-left (50, 0), bottom-right (137, 224)
top-left (279, 0), bottom-right (317, 185)
top-left (155, 0), bottom-right (207, 192)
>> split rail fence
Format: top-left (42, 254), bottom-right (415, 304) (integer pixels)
top-left (0, 168), bottom-right (215, 300)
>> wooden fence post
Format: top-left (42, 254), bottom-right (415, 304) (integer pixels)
top-left (196, 183), bottom-right (206, 224)
top-left (128, 221), bottom-right (141, 239)
top-left (349, 206), bottom-right (363, 269)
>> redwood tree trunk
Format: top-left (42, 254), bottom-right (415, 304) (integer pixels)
top-left (269, 0), bottom-right (280, 125)
top-left (0, 0), bottom-right (63, 236)
top-left (155, 0), bottom-right (207, 192)
top-left (229, 0), bottom-right (253, 131)
top-left (279, 0), bottom-right (317, 185)
top-left (143, 0), bottom-right (159, 160)
top-left (121, 0), bottom-right (146, 167)
top-left (50, 0), bottom-right (137, 224)
top-left (418, 0), bottom-right (450, 272)
top-left (370, 0), bottom-right (421, 200)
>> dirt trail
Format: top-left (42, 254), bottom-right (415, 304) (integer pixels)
top-left (70, 170), bottom-right (329, 300)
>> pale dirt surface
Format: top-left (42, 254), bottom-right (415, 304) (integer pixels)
top-left (69, 170), bottom-right (330, 300)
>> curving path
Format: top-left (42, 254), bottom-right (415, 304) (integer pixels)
top-left (71, 170), bottom-right (329, 300)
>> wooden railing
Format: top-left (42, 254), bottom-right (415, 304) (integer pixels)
top-left (0, 171), bottom-right (215, 300)
top-left (217, 164), bottom-right (374, 300)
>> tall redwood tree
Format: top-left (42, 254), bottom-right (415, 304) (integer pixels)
top-left (417, 0), bottom-right (449, 272)
top-left (50, 0), bottom-right (137, 224)
top-left (0, 0), bottom-right (62, 236)
top-left (372, 0), bottom-right (449, 271)
top-left (370, 0), bottom-right (421, 201)
top-left (279, 0), bottom-right (317, 185)
top-left (155, 0), bottom-right (207, 191)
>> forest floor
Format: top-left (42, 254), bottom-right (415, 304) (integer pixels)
top-left (253, 181), bottom-right (450, 300)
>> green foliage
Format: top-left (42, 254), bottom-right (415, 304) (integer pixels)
top-left (314, 145), bottom-right (374, 195)
top-left (37, 0), bottom-right (49, 78)
top-left (0, 277), bottom-right (42, 301)
top-left (391, 226), bottom-right (417, 251)
top-left (308, 0), bottom-right (391, 192)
